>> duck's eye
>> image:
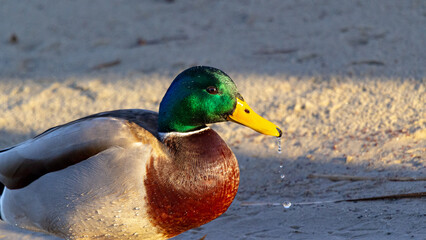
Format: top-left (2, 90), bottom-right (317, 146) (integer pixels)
top-left (206, 86), bottom-right (218, 94)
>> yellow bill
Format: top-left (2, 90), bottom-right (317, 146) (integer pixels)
top-left (227, 98), bottom-right (282, 137)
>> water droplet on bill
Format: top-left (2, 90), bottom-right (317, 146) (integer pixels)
top-left (276, 137), bottom-right (282, 154)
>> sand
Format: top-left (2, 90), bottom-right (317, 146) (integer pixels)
top-left (0, 0), bottom-right (425, 239)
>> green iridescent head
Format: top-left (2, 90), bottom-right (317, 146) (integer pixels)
top-left (158, 66), bottom-right (239, 133)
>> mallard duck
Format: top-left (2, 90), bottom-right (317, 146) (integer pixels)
top-left (0, 66), bottom-right (281, 239)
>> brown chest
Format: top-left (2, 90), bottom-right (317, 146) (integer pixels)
top-left (144, 129), bottom-right (239, 238)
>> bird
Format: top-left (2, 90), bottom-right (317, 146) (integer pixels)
top-left (0, 66), bottom-right (281, 240)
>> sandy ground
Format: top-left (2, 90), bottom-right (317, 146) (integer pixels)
top-left (0, 0), bottom-right (425, 239)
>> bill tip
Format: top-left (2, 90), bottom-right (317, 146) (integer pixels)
top-left (276, 127), bottom-right (282, 137)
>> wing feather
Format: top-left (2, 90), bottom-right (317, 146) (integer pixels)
top-left (0, 110), bottom-right (160, 189)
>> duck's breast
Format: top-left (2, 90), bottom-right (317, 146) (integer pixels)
top-left (144, 128), bottom-right (240, 238)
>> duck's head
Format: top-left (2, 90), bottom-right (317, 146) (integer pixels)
top-left (159, 66), bottom-right (282, 137)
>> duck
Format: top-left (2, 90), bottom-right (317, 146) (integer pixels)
top-left (0, 66), bottom-right (281, 240)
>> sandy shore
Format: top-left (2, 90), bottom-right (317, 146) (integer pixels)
top-left (0, 1), bottom-right (425, 239)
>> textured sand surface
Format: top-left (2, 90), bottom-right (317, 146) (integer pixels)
top-left (0, 1), bottom-right (425, 239)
